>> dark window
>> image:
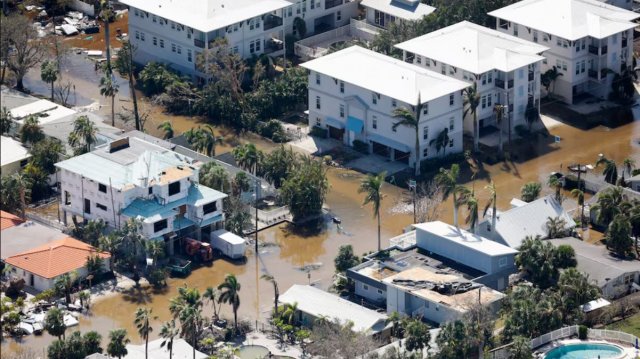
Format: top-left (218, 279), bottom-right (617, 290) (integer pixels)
top-left (148, 187), bottom-right (153, 195)
top-left (64, 191), bottom-right (71, 205)
top-left (98, 184), bottom-right (107, 193)
top-left (168, 181), bottom-right (180, 196)
top-left (203, 201), bottom-right (217, 214)
top-left (96, 203), bottom-right (107, 211)
top-left (154, 219), bottom-right (168, 232)
top-left (84, 199), bottom-right (91, 214)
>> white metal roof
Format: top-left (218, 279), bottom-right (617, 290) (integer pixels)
top-left (279, 284), bottom-right (388, 334)
top-left (120, 0), bottom-right (291, 33)
top-left (580, 298), bottom-right (610, 313)
top-left (10, 99), bottom-right (77, 126)
top-left (361, 0), bottom-right (435, 21)
top-left (413, 221), bottom-right (518, 256)
top-left (395, 21), bottom-right (548, 74)
top-left (488, 0), bottom-right (639, 41)
top-left (0, 136), bottom-right (31, 167)
top-left (301, 46), bottom-right (470, 105)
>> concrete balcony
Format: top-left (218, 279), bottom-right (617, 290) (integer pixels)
top-left (263, 14), bottom-right (283, 31)
top-left (589, 45), bottom-right (608, 56)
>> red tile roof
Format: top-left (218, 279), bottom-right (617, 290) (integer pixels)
top-left (1, 210), bottom-right (24, 230)
top-left (4, 237), bottom-right (111, 279)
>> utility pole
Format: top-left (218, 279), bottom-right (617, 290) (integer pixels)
top-left (254, 179), bottom-right (260, 253)
top-left (409, 180), bottom-right (417, 223)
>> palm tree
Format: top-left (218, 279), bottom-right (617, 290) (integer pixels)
top-left (629, 202), bottom-right (640, 256)
top-left (134, 307), bottom-right (156, 359)
top-left (100, 0), bottom-right (113, 73)
top-left (145, 240), bottom-right (165, 268)
top-left (483, 182), bottom-right (497, 231)
top-left (547, 175), bottom-right (563, 203)
top-left (1, 173), bottom-right (31, 218)
top-left (359, 171), bottom-right (386, 252)
top-left (463, 82), bottom-right (481, 151)
top-left (591, 186), bottom-right (627, 226)
top-left (107, 328), bottom-right (130, 359)
top-left (622, 158), bottom-right (635, 178)
top-left (465, 191), bottom-right (479, 233)
top-left (429, 128), bottom-right (450, 156)
top-left (169, 286), bottom-right (203, 359)
top-left (157, 121), bottom-right (174, 139)
top-left (40, 60), bottom-right (58, 101)
top-left (280, 302), bottom-right (298, 325)
top-left (68, 115), bottom-right (97, 154)
top-left (521, 182), bottom-right (542, 203)
top-left (392, 96), bottom-right (422, 176)
top-left (232, 143), bottom-right (261, 174)
top-left (435, 164), bottom-right (470, 228)
top-left (160, 320), bottom-right (179, 359)
top-left (100, 71), bottom-right (119, 126)
top-left (218, 274), bottom-right (241, 331)
top-left (54, 272), bottom-right (74, 304)
top-left (571, 189), bottom-right (586, 228)
top-left (596, 156), bottom-right (618, 185)
top-left (542, 66), bottom-right (563, 97)
top-left (493, 104), bottom-right (506, 153)
top-left (20, 115), bottom-right (44, 145)
top-left (545, 216), bottom-right (567, 239)
top-left (261, 274), bottom-right (279, 318)
top-left (203, 286), bottom-right (221, 320)
top-left (1, 106), bottom-right (14, 135)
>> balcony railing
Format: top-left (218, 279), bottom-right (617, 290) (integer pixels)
top-left (589, 45), bottom-right (608, 56)
top-left (507, 79), bottom-right (514, 88)
top-left (264, 15), bottom-right (283, 31)
top-left (264, 38), bottom-right (284, 54)
top-left (325, 0), bottom-right (344, 9)
top-left (588, 45), bottom-right (598, 55)
top-left (601, 45), bottom-right (607, 55)
top-left (495, 78), bottom-right (504, 89)
top-left (194, 38), bottom-right (205, 48)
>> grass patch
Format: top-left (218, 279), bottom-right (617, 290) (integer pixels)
top-left (606, 312), bottom-right (640, 338)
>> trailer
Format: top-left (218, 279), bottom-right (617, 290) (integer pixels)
top-left (210, 229), bottom-right (247, 259)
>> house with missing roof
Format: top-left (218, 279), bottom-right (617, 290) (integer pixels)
top-left (347, 221), bottom-right (513, 323)
top-left (549, 237), bottom-right (640, 299)
top-left (395, 21), bottom-right (548, 141)
top-left (55, 136), bottom-right (227, 256)
top-left (489, 0), bottom-right (639, 104)
top-left (302, 46), bottom-right (469, 168)
top-left (279, 284), bottom-right (391, 338)
top-left (4, 237), bottom-right (110, 291)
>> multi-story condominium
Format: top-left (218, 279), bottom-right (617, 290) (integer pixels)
top-left (302, 46), bottom-right (469, 168)
top-left (55, 136), bottom-right (227, 256)
top-left (361, 0), bottom-right (435, 29)
top-left (489, 0), bottom-right (638, 104)
top-left (121, 0), bottom-right (358, 82)
top-left (395, 21), bottom-right (548, 139)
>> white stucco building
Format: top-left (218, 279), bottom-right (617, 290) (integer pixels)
top-left (302, 46), bottom-right (469, 168)
top-left (489, 0), bottom-right (639, 104)
top-left (55, 136), bottom-right (227, 255)
top-left (396, 21), bottom-right (548, 138)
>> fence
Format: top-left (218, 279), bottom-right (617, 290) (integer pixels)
top-left (250, 205), bottom-right (290, 226)
top-left (294, 18), bottom-right (383, 60)
top-left (26, 212), bottom-right (67, 232)
top-left (530, 325), bottom-right (640, 350)
top-left (530, 326), bottom-right (579, 349)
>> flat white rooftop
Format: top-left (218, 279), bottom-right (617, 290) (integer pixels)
top-left (10, 99), bottom-right (77, 126)
top-left (301, 46), bottom-right (470, 105)
top-left (1, 136), bottom-right (30, 167)
top-left (395, 21), bottom-right (548, 74)
top-left (414, 221), bottom-right (518, 256)
top-left (488, 0), bottom-right (639, 41)
top-left (120, 0), bottom-right (291, 33)
top-left (361, 0), bottom-right (435, 21)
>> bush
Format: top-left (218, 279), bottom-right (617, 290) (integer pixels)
top-left (420, 152), bottom-right (466, 174)
top-left (147, 268), bottom-right (168, 289)
top-left (352, 140), bottom-right (369, 154)
top-left (578, 325), bottom-right (588, 340)
top-left (309, 126), bottom-right (327, 138)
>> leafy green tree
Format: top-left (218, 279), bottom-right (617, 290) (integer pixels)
top-left (203, 286), bottom-right (222, 320)
top-left (23, 162), bottom-right (50, 201)
top-left (64, 331), bottom-right (89, 359)
top-left (54, 272), bottom-right (75, 304)
top-left (3, 311), bottom-right (21, 335)
top-left (464, 82), bottom-right (481, 151)
top-left (157, 121), bottom-right (174, 139)
top-left (554, 245), bottom-right (577, 268)
top-left (40, 60), bottom-right (59, 101)
top-left (29, 137), bottom-right (64, 174)
top-left (435, 164), bottom-right (470, 228)
top-left (606, 214), bottom-right (633, 257)
top-left (0, 173), bottom-right (30, 218)
top-left (20, 115), bottom-right (45, 145)
top-left (1, 106), bottom-right (14, 135)
top-left (334, 245), bottom-right (360, 273)
top-left (145, 240), bottom-right (165, 268)
top-left (85, 254), bottom-right (104, 276)
top-left (436, 320), bottom-right (474, 359)
top-left (261, 145), bottom-right (296, 188)
top-left (542, 66), bottom-right (563, 96)
top-left (135, 307), bottom-right (156, 359)
top-left (224, 196), bottom-right (251, 235)
top-left (99, 71), bottom-right (119, 126)
top-left (107, 328), bottom-right (130, 359)
top-left (99, 233), bottom-right (123, 271)
top-left (4, 14), bottom-right (47, 91)
top-left (280, 156), bottom-right (329, 221)
top-left (592, 186), bottom-right (627, 227)
top-left (160, 320), bottom-right (179, 359)
top-left (73, 219), bottom-right (106, 246)
top-left (516, 236), bottom-right (575, 288)
top-left (393, 101), bottom-right (423, 176)
top-left (404, 318), bottom-right (431, 356)
top-left (232, 143), bottom-right (263, 175)
top-left (557, 268), bottom-right (600, 314)
top-left (501, 286), bottom-right (563, 341)
top-left (184, 125), bottom-right (222, 157)
top-left (218, 274), bottom-right (241, 331)
top-left (520, 182), bottom-right (542, 203)
top-left (232, 172), bottom-right (251, 196)
top-left (169, 285), bottom-right (203, 358)
top-left (509, 336), bottom-right (533, 359)
top-left (45, 307), bottom-right (67, 340)
top-left (47, 339), bottom-right (67, 359)
top-left (68, 115), bottom-right (97, 155)
top-left (199, 162), bottom-right (231, 193)
top-left (359, 171), bottom-right (386, 252)
top-left (596, 156), bottom-right (618, 185)
top-left (545, 216), bottom-right (568, 239)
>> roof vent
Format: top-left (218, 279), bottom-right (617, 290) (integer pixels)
top-left (109, 137), bottom-right (130, 153)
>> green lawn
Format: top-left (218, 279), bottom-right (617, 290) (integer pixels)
top-left (606, 312), bottom-right (640, 338)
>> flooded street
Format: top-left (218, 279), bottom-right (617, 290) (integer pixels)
top-left (5, 45), bottom-right (640, 356)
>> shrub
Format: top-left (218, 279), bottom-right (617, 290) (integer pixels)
top-left (420, 152), bottom-right (466, 174)
top-left (352, 140), bottom-right (369, 154)
top-left (309, 126), bottom-right (327, 138)
top-left (578, 325), bottom-right (588, 340)
top-left (147, 268), bottom-right (168, 289)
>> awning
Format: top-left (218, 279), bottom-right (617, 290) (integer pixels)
top-left (346, 116), bottom-right (364, 133)
top-left (324, 116), bottom-right (344, 129)
top-left (173, 217), bottom-right (195, 231)
top-left (367, 133), bottom-right (411, 153)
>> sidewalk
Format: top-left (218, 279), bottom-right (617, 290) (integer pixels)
top-left (243, 331), bottom-right (304, 358)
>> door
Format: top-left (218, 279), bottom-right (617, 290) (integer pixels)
top-left (29, 274), bottom-right (34, 287)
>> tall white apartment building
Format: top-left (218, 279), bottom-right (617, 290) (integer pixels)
top-left (121, 0), bottom-right (359, 82)
top-left (55, 137), bottom-right (227, 255)
top-left (489, 0), bottom-right (638, 104)
top-left (302, 46), bottom-right (469, 168)
top-left (395, 21), bottom-right (548, 137)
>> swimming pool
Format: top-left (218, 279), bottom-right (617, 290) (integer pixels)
top-left (544, 342), bottom-right (625, 359)
top-left (236, 345), bottom-right (270, 359)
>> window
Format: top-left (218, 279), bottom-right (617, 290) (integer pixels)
top-left (423, 148), bottom-right (428, 158)
top-left (310, 0), bottom-right (315, 9)
top-left (392, 124), bottom-right (397, 132)
top-left (64, 191), bottom-right (71, 205)
top-left (168, 181), bottom-right (181, 196)
top-left (339, 81), bottom-right (344, 93)
top-left (152, 15), bottom-right (157, 23)
top-left (372, 117), bottom-right (377, 129)
top-left (575, 64), bottom-right (580, 75)
top-left (316, 117), bottom-right (321, 126)
top-left (556, 59), bottom-right (562, 70)
top-left (96, 203), bottom-right (107, 211)
top-left (449, 119), bottom-right (454, 131)
top-left (148, 187), bottom-right (153, 195)
top-left (203, 201), bottom-right (217, 214)
top-left (159, 39), bottom-right (164, 48)
top-left (392, 99), bottom-right (397, 107)
top-left (135, 31), bottom-right (140, 40)
top-left (316, 73), bottom-right (321, 85)
top-left (153, 37), bottom-right (157, 46)
top-left (154, 219), bottom-right (168, 232)
top-left (377, 289), bottom-right (383, 295)
top-left (98, 183), bottom-right (107, 193)
top-left (337, 10), bottom-right (342, 21)
top-left (487, 94), bottom-right (492, 107)
top-left (441, 64), bottom-right (446, 75)
top-left (533, 30), bottom-right (538, 42)
top-left (363, 284), bottom-right (369, 290)
top-left (513, 24), bottom-right (518, 36)
top-left (562, 61), bottom-right (567, 71)
top-left (481, 96), bottom-right (487, 109)
top-left (140, 32), bottom-right (145, 41)
top-left (422, 103), bottom-right (428, 115)
top-left (372, 93), bottom-right (378, 104)
top-left (177, 46), bottom-right (182, 54)
top-left (84, 199), bottom-right (91, 214)
top-left (423, 126), bottom-right (428, 140)
top-left (316, 96), bottom-right (321, 109)
top-left (171, 43), bottom-right (176, 53)
top-left (557, 38), bottom-right (562, 47)
top-left (499, 257), bottom-right (508, 267)
top-left (171, 21), bottom-right (175, 29)
top-left (249, 41), bottom-right (255, 53)
top-left (449, 94), bottom-right (454, 106)
top-left (449, 139), bottom-right (453, 147)
top-left (488, 71), bottom-right (493, 83)
top-left (255, 40), bottom-right (261, 52)
top-left (416, 56), bottom-right (421, 64)
top-left (339, 104), bottom-right (345, 118)
top-left (187, 50), bottom-right (192, 62)
top-left (481, 74), bottom-right (487, 85)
